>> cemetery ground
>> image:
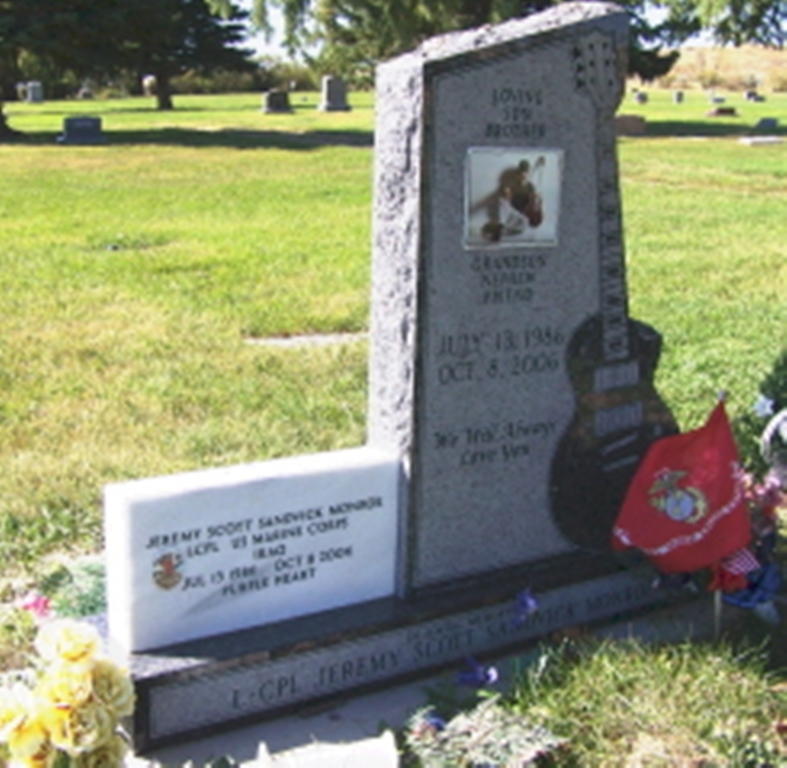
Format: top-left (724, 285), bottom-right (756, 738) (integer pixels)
top-left (1, 88), bottom-right (786, 764)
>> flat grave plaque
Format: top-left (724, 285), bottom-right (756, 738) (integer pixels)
top-left (105, 448), bottom-right (399, 652)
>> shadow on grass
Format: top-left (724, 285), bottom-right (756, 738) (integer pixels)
top-left (1, 127), bottom-right (374, 150)
top-left (643, 119), bottom-right (786, 138)
top-left (4, 120), bottom-right (783, 147)
top-left (6, 106), bottom-right (224, 119)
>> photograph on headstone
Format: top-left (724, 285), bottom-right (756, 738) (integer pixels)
top-left (464, 148), bottom-right (562, 246)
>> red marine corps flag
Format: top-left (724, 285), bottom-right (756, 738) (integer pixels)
top-left (611, 400), bottom-right (750, 574)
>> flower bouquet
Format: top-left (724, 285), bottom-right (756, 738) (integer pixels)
top-left (0, 620), bottom-right (134, 768)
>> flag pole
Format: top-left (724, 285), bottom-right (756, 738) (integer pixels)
top-left (712, 390), bottom-right (727, 642)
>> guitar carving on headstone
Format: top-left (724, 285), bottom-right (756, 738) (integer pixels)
top-left (549, 32), bottom-right (678, 551)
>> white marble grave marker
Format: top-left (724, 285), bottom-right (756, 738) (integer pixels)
top-left (105, 447), bottom-right (399, 652)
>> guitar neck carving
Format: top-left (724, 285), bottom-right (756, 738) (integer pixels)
top-left (573, 32), bottom-right (629, 362)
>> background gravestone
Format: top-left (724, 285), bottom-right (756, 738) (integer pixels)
top-left (262, 89), bottom-right (293, 114)
top-left (57, 116), bottom-right (106, 145)
top-left (318, 75), bottom-right (352, 111)
top-left (368, 0), bottom-right (676, 593)
top-left (26, 81), bottom-right (43, 103)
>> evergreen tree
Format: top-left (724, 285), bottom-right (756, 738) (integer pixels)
top-left (0, 0), bottom-right (253, 132)
top-left (116, 0), bottom-right (254, 110)
top-left (227, 0), bottom-right (783, 82)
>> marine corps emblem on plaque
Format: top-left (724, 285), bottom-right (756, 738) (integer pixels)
top-left (153, 552), bottom-right (184, 590)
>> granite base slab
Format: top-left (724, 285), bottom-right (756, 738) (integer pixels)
top-left (128, 559), bottom-right (684, 752)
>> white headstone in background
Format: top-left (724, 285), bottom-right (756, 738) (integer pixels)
top-left (105, 447), bottom-right (400, 652)
top-left (26, 81), bottom-right (43, 103)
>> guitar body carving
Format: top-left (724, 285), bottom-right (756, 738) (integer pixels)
top-left (549, 314), bottom-right (678, 551)
top-left (546, 32), bottom-right (678, 552)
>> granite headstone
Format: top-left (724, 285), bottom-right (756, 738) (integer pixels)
top-left (57, 116), bottom-right (106, 145)
top-left (368, 0), bottom-right (676, 592)
top-left (262, 89), bottom-right (293, 114)
top-left (318, 75), bottom-right (352, 111)
top-left (615, 114), bottom-right (646, 136)
top-left (754, 117), bottom-right (779, 133)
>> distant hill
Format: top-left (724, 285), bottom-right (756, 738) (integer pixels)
top-left (654, 45), bottom-right (787, 92)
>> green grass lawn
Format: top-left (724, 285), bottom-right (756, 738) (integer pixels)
top-left (0, 88), bottom-right (786, 767)
top-left (0, 89), bottom-right (785, 572)
top-left (404, 638), bottom-right (787, 766)
top-left (1, 93), bottom-right (376, 568)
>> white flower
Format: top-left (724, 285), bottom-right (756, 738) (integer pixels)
top-left (753, 394), bottom-right (775, 418)
top-left (34, 620), bottom-right (101, 664)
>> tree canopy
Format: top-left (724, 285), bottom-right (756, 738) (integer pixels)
top-left (235, 0), bottom-right (783, 83)
top-left (113, 0), bottom-right (254, 109)
top-left (2, 0), bottom-right (783, 133)
top-left (690, 0), bottom-right (785, 46)
top-left (0, 0), bottom-right (253, 113)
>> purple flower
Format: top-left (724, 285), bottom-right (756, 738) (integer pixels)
top-left (513, 588), bottom-right (539, 626)
top-left (422, 710), bottom-right (447, 732)
top-left (456, 656), bottom-right (498, 687)
top-left (410, 709), bottom-right (447, 740)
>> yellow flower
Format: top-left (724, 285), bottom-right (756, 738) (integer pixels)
top-left (5, 713), bottom-right (49, 763)
top-left (35, 662), bottom-right (93, 709)
top-left (72, 734), bottom-right (128, 768)
top-left (8, 739), bottom-right (55, 768)
top-left (0, 683), bottom-right (52, 764)
top-left (40, 699), bottom-right (113, 757)
top-left (0, 683), bottom-right (32, 742)
top-left (90, 660), bottom-right (135, 719)
top-left (34, 621), bottom-right (101, 665)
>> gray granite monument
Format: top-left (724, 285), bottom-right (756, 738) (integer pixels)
top-left (57, 116), bottom-right (106, 145)
top-left (262, 89), bottom-right (293, 114)
top-left (114, 2), bottom-right (682, 751)
top-left (318, 75), bottom-right (352, 111)
top-left (368, 1), bottom-right (676, 589)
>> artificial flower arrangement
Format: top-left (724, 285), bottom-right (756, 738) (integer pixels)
top-left (754, 395), bottom-right (787, 486)
top-left (0, 619), bottom-right (134, 768)
top-left (747, 375), bottom-right (786, 562)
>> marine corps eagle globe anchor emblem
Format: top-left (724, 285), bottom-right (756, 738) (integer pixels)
top-left (648, 470), bottom-right (708, 524)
